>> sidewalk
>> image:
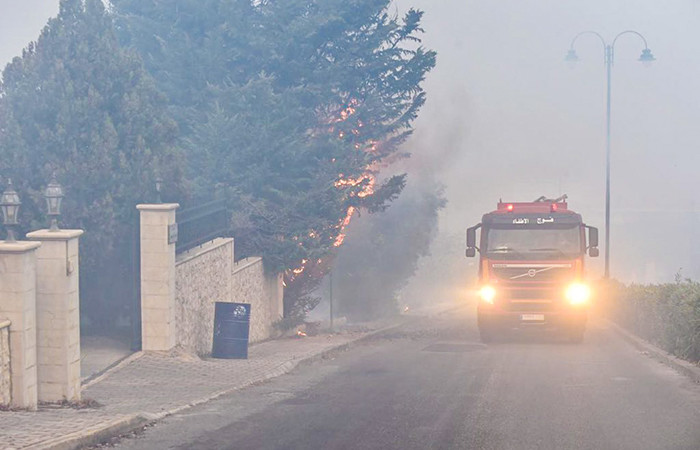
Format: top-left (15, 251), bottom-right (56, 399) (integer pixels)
top-left (80, 335), bottom-right (133, 384)
top-left (0, 304), bottom-right (456, 450)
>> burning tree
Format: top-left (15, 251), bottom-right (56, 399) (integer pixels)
top-left (112, 0), bottom-right (436, 320)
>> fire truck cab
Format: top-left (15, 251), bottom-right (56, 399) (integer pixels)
top-left (466, 195), bottom-right (599, 343)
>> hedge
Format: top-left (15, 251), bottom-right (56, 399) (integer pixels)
top-left (604, 277), bottom-right (700, 363)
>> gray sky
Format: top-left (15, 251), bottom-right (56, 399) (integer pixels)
top-left (1, 0), bottom-right (698, 282)
top-left (401, 0), bottom-right (700, 282)
top-left (0, 0), bottom-right (58, 66)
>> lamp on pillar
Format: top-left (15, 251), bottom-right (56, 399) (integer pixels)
top-left (44, 175), bottom-right (64, 231)
top-left (155, 177), bottom-right (163, 204)
top-left (1, 179), bottom-right (22, 242)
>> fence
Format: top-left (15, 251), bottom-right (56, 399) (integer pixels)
top-left (176, 200), bottom-right (229, 254)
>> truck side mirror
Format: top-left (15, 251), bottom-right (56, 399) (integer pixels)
top-left (466, 247), bottom-right (476, 258)
top-left (588, 226), bottom-right (599, 248)
top-left (466, 226), bottom-right (477, 248)
top-left (587, 226), bottom-right (599, 257)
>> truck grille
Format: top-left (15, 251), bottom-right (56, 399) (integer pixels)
top-left (502, 287), bottom-right (559, 300)
top-left (504, 301), bottom-right (556, 312)
top-left (491, 264), bottom-right (574, 283)
top-left (498, 287), bottom-right (560, 312)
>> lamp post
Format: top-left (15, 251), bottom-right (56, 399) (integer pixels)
top-left (566, 30), bottom-right (655, 279)
top-left (44, 175), bottom-right (64, 232)
top-left (1, 179), bottom-right (22, 242)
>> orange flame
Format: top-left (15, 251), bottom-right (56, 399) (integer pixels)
top-left (333, 206), bottom-right (356, 247)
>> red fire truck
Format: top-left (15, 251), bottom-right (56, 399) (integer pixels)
top-left (466, 195), bottom-right (599, 343)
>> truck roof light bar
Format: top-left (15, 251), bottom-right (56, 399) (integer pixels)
top-left (496, 196), bottom-right (569, 213)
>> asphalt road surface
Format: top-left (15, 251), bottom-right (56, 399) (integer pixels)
top-left (111, 306), bottom-right (700, 450)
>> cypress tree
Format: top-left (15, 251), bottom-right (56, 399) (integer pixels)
top-left (0, 0), bottom-right (183, 328)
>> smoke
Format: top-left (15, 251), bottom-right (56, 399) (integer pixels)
top-left (2, 0), bottom-right (699, 286)
top-left (399, 0), bottom-right (700, 283)
top-left (330, 177), bottom-right (447, 321)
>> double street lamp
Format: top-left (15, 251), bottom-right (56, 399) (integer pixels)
top-left (1, 176), bottom-right (66, 242)
top-left (565, 30), bottom-right (655, 279)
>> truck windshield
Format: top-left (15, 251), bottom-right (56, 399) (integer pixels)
top-left (485, 226), bottom-right (581, 260)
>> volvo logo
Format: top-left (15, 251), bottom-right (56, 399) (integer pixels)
top-left (510, 266), bottom-right (559, 280)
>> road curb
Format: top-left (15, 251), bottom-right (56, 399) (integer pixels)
top-left (38, 310), bottom-right (444, 450)
top-left (28, 414), bottom-right (149, 450)
top-left (607, 320), bottom-right (700, 384)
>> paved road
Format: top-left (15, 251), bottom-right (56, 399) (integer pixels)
top-left (111, 307), bottom-right (700, 450)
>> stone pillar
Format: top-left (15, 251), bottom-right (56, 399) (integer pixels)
top-left (26, 229), bottom-right (83, 402)
top-left (0, 241), bottom-right (40, 409)
top-left (137, 204), bottom-right (179, 351)
top-left (0, 319), bottom-right (11, 406)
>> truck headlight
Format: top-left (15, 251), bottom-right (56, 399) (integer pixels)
top-left (566, 283), bottom-right (590, 305)
top-left (479, 286), bottom-right (496, 304)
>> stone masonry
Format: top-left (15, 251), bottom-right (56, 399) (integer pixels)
top-left (172, 239), bottom-right (283, 355)
top-left (139, 202), bottom-right (283, 357)
top-left (232, 257), bottom-right (281, 343)
top-left (0, 240), bottom-right (40, 409)
top-left (0, 319), bottom-right (10, 406)
top-left (138, 203), bottom-right (179, 352)
top-left (175, 238), bottom-right (234, 355)
top-left (26, 229), bottom-right (83, 403)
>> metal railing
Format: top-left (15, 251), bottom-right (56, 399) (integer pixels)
top-left (176, 200), bottom-right (229, 254)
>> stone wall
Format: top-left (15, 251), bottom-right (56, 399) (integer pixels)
top-left (231, 257), bottom-right (280, 343)
top-left (175, 238), bottom-right (233, 355)
top-left (172, 238), bottom-right (283, 356)
top-left (0, 319), bottom-right (10, 406)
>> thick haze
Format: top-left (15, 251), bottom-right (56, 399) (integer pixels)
top-left (399, 0), bottom-right (700, 282)
top-left (2, 0), bottom-right (698, 282)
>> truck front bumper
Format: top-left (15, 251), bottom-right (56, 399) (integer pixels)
top-left (477, 307), bottom-right (587, 332)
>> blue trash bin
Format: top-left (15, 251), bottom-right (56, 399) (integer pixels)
top-left (212, 302), bottom-right (250, 359)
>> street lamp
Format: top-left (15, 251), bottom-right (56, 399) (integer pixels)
top-left (566, 30), bottom-right (655, 279)
top-left (44, 175), bottom-right (64, 231)
top-left (1, 179), bottom-right (22, 243)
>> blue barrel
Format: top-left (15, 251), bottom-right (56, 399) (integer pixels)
top-left (212, 302), bottom-right (250, 359)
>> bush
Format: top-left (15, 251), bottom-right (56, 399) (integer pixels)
top-left (606, 277), bottom-right (700, 363)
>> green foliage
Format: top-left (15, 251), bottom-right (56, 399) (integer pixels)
top-left (334, 181), bottom-right (446, 321)
top-left (113, 0), bottom-right (436, 319)
top-left (0, 0), bottom-right (183, 326)
top-left (606, 277), bottom-right (700, 363)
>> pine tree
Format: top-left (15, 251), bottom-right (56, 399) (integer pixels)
top-left (0, 0), bottom-right (183, 326)
top-left (111, 0), bottom-right (435, 319)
